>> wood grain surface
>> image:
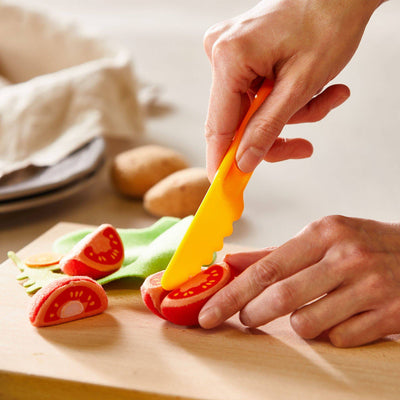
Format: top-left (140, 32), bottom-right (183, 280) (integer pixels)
top-left (1, 222), bottom-right (400, 400)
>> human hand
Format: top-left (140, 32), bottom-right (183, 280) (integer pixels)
top-left (204, 0), bottom-right (384, 179)
top-left (199, 215), bottom-right (400, 347)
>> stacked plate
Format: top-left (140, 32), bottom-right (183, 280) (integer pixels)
top-left (0, 137), bottom-right (105, 213)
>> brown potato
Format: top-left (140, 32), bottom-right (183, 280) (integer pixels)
top-left (143, 168), bottom-right (210, 218)
top-left (111, 145), bottom-right (189, 198)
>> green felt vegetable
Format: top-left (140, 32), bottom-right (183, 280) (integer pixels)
top-left (98, 216), bottom-right (195, 285)
top-left (8, 216), bottom-right (213, 292)
top-left (53, 216), bottom-right (180, 266)
top-left (8, 251), bottom-right (65, 294)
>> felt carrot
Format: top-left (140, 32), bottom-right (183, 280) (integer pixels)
top-left (8, 251), bottom-right (65, 294)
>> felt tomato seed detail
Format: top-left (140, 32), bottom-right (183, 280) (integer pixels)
top-left (60, 224), bottom-right (124, 279)
top-left (169, 266), bottom-right (224, 299)
top-left (83, 227), bottom-right (123, 265)
top-left (43, 285), bottom-right (102, 324)
top-left (160, 263), bottom-right (231, 326)
top-left (29, 276), bottom-right (108, 327)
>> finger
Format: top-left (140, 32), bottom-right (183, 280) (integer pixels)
top-left (263, 138), bottom-right (313, 163)
top-left (288, 84), bottom-right (350, 124)
top-left (199, 226), bottom-right (328, 329)
top-left (205, 80), bottom-right (242, 181)
top-left (290, 283), bottom-right (371, 340)
top-left (224, 247), bottom-right (277, 273)
top-left (236, 73), bottom-right (313, 173)
top-left (239, 258), bottom-right (342, 327)
top-left (205, 36), bottom-right (260, 180)
top-left (328, 310), bottom-right (391, 348)
top-left (203, 21), bottom-right (232, 61)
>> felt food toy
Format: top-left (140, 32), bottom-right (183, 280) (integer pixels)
top-left (97, 216), bottom-right (197, 285)
top-left (24, 252), bottom-right (62, 268)
top-left (140, 271), bottom-right (168, 319)
top-left (141, 262), bottom-right (232, 326)
top-left (29, 276), bottom-right (108, 327)
top-left (143, 168), bottom-right (210, 218)
top-left (60, 224), bottom-right (124, 279)
top-left (9, 251), bottom-right (65, 294)
top-left (53, 216), bottom-right (179, 269)
top-left (111, 145), bottom-right (189, 198)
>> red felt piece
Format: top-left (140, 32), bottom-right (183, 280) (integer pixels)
top-left (140, 271), bottom-right (169, 319)
top-left (29, 276), bottom-right (108, 327)
top-left (60, 224), bottom-right (124, 279)
top-left (140, 263), bottom-right (232, 326)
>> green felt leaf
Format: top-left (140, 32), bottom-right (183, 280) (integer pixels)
top-left (8, 251), bottom-right (65, 294)
top-left (8, 216), bottom-right (215, 292)
top-left (98, 216), bottom-right (194, 285)
top-left (52, 216), bottom-right (180, 266)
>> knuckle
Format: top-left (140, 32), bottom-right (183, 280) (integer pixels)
top-left (251, 115), bottom-right (285, 143)
top-left (211, 37), bottom-right (233, 63)
top-left (269, 283), bottom-right (296, 315)
top-left (217, 285), bottom-right (243, 312)
top-left (203, 27), bottom-right (218, 56)
top-left (203, 22), bottom-right (229, 55)
top-left (337, 240), bottom-right (375, 277)
top-left (252, 259), bottom-right (282, 288)
top-left (204, 121), bottom-right (233, 141)
top-left (363, 272), bottom-right (388, 294)
top-left (211, 36), bottom-right (246, 71)
top-left (308, 215), bottom-right (349, 242)
top-left (290, 311), bottom-right (319, 339)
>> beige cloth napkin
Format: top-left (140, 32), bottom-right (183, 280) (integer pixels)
top-left (0, 1), bottom-right (144, 178)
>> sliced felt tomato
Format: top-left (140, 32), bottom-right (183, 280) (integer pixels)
top-left (60, 224), bottom-right (124, 279)
top-left (28, 276), bottom-right (108, 327)
top-left (140, 271), bottom-right (169, 319)
top-left (141, 263), bottom-right (232, 326)
top-left (160, 263), bottom-right (232, 326)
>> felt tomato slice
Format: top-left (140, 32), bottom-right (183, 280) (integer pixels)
top-left (141, 263), bottom-right (232, 326)
top-left (60, 224), bottom-right (124, 279)
top-left (140, 271), bottom-right (169, 319)
top-left (29, 276), bottom-right (108, 327)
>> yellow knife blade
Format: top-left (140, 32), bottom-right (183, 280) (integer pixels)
top-left (161, 79), bottom-right (274, 290)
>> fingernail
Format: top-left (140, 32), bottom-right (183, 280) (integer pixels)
top-left (198, 307), bottom-right (222, 329)
top-left (237, 147), bottom-right (264, 173)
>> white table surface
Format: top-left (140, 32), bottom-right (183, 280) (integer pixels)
top-left (1, 0), bottom-right (399, 260)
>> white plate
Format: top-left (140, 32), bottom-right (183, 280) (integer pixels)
top-left (0, 171), bottom-right (100, 213)
top-left (0, 137), bottom-right (105, 202)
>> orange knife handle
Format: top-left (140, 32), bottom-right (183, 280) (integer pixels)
top-left (215, 79), bottom-right (274, 194)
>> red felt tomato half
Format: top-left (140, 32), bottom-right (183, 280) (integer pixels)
top-left (29, 276), bottom-right (108, 327)
top-left (140, 263), bottom-right (232, 327)
top-left (60, 224), bottom-right (124, 279)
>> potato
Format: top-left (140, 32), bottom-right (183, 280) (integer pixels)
top-left (111, 145), bottom-right (189, 198)
top-left (144, 168), bottom-right (210, 218)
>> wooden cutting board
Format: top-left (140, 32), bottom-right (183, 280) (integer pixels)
top-left (1, 222), bottom-right (400, 400)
